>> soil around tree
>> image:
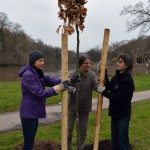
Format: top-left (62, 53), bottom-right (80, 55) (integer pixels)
top-left (14, 139), bottom-right (113, 150)
top-left (14, 139), bottom-right (134, 150)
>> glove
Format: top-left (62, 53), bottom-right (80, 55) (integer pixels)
top-left (61, 80), bottom-right (70, 89)
top-left (105, 69), bottom-right (108, 77)
top-left (99, 67), bottom-right (108, 76)
top-left (71, 87), bottom-right (81, 95)
top-left (97, 85), bottom-right (105, 93)
top-left (72, 87), bottom-right (76, 94)
top-left (53, 84), bottom-right (64, 94)
top-left (69, 73), bottom-right (81, 84)
top-left (53, 80), bottom-right (70, 93)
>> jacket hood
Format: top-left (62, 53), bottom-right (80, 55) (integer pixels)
top-left (19, 64), bottom-right (31, 77)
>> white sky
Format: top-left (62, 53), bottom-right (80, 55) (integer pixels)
top-left (0, 0), bottom-right (148, 52)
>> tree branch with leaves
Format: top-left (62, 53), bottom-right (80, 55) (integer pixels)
top-left (57, 0), bottom-right (87, 35)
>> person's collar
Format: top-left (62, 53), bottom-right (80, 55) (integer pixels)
top-left (79, 68), bottom-right (88, 77)
top-left (116, 70), bottom-right (128, 77)
top-left (31, 65), bottom-right (44, 78)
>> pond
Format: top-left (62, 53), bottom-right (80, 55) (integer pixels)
top-left (0, 64), bottom-right (149, 82)
top-left (0, 66), bottom-right (20, 82)
top-left (0, 65), bottom-right (76, 82)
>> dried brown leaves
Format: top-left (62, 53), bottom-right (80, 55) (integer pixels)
top-left (57, 0), bottom-right (88, 35)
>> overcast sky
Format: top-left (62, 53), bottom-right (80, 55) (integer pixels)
top-left (0, 0), bottom-right (148, 52)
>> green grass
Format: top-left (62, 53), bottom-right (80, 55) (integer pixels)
top-left (0, 74), bottom-right (150, 113)
top-left (0, 82), bottom-right (62, 113)
top-left (0, 82), bottom-right (21, 112)
top-left (0, 99), bottom-right (149, 150)
top-left (133, 74), bottom-right (150, 91)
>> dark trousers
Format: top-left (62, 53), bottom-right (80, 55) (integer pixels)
top-left (21, 118), bottom-right (38, 150)
top-left (68, 110), bottom-right (89, 150)
top-left (111, 117), bottom-right (130, 150)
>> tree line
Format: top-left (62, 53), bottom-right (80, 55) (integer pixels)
top-left (0, 12), bottom-right (77, 67)
top-left (1, 0), bottom-right (150, 67)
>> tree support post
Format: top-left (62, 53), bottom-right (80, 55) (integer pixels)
top-left (93, 29), bottom-right (110, 150)
top-left (61, 33), bottom-right (68, 150)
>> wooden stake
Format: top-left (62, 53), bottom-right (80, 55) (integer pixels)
top-left (61, 33), bottom-right (68, 150)
top-left (93, 29), bottom-right (110, 150)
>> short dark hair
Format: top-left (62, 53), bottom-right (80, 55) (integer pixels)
top-left (118, 54), bottom-right (133, 72)
top-left (79, 56), bottom-right (90, 66)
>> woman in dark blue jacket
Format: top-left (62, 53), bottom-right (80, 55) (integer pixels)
top-left (19, 50), bottom-right (69, 150)
top-left (97, 54), bottom-right (135, 150)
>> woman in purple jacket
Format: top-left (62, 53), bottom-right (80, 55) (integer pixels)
top-left (19, 50), bottom-right (69, 150)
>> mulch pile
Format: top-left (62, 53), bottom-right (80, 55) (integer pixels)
top-left (14, 139), bottom-right (112, 150)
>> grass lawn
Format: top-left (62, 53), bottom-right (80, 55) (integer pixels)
top-left (0, 99), bottom-right (149, 150)
top-left (0, 74), bottom-right (150, 113)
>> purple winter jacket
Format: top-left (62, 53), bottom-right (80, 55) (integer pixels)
top-left (19, 64), bottom-right (61, 119)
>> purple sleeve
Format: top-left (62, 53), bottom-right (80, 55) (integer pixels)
top-left (44, 75), bottom-right (61, 87)
top-left (22, 73), bottom-right (58, 99)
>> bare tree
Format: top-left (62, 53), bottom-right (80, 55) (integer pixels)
top-left (120, 1), bottom-right (150, 34)
top-left (0, 12), bottom-right (11, 50)
top-left (87, 47), bottom-right (101, 63)
top-left (10, 23), bottom-right (23, 50)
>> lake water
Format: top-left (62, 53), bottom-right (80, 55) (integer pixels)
top-left (0, 66), bottom-right (20, 82)
top-left (0, 65), bottom-right (76, 82)
top-left (0, 64), bottom-right (149, 82)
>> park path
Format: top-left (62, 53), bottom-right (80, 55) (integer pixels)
top-left (0, 90), bottom-right (150, 133)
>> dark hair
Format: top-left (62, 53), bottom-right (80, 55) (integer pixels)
top-left (118, 54), bottom-right (133, 72)
top-left (79, 56), bottom-right (89, 66)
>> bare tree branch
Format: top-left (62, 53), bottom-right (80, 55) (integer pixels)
top-left (120, 1), bottom-right (150, 34)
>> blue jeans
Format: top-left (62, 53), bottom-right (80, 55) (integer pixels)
top-left (111, 117), bottom-right (130, 150)
top-left (21, 118), bottom-right (38, 150)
